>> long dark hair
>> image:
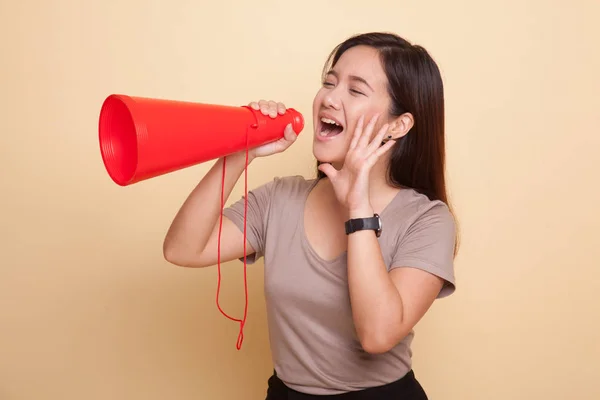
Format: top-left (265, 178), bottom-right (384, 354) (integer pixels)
top-left (317, 32), bottom-right (450, 206)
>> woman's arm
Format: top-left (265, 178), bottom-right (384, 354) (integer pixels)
top-left (347, 231), bottom-right (443, 353)
top-left (345, 206), bottom-right (452, 355)
top-left (163, 152), bottom-right (256, 268)
top-left (346, 223), bottom-right (445, 354)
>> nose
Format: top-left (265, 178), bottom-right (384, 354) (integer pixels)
top-left (324, 93), bottom-right (341, 110)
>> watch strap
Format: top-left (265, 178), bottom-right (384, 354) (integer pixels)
top-left (345, 214), bottom-right (382, 237)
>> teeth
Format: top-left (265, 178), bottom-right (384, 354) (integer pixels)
top-left (321, 117), bottom-right (340, 126)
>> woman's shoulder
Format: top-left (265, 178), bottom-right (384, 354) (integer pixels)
top-left (247, 175), bottom-right (317, 209)
top-left (271, 174), bottom-right (316, 187)
top-left (258, 174), bottom-right (317, 197)
top-left (386, 187), bottom-right (456, 232)
top-left (385, 188), bottom-right (458, 297)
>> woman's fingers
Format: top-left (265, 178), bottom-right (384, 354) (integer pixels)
top-left (272, 124), bottom-right (297, 153)
top-left (366, 123), bottom-right (391, 154)
top-left (357, 114), bottom-right (380, 149)
top-left (317, 162), bottom-right (338, 181)
top-left (254, 100), bottom-right (286, 118)
top-left (259, 100), bottom-right (270, 116)
top-left (370, 137), bottom-right (396, 161)
top-left (283, 123), bottom-right (296, 142)
top-left (349, 115), bottom-right (365, 151)
top-left (267, 100), bottom-right (278, 118)
top-left (277, 102), bottom-right (287, 115)
top-left (350, 113), bottom-right (381, 153)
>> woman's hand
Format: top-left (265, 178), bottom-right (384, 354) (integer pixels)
top-left (317, 114), bottom-right (396, 216)
top-left (233, 100), bottom-right (297, 160)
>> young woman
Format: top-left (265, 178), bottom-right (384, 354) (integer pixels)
top-left (163, 32), bottom-right (457, 399)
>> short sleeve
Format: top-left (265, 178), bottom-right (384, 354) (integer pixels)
top-left (221, 178), bottom-right (277, 264)
top-left (390, 203), bottom-right (457, 298)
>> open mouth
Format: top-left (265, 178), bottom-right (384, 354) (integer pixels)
top-left (318, 117), bottom-right (344, 138)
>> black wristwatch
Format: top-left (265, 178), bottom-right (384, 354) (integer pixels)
top-left (345, 214), bottom-right (382, 238)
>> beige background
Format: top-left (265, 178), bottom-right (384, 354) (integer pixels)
top-left (1, 0), bottom-right (599, 399)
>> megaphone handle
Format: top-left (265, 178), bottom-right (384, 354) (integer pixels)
top-left (243, 106), bottom-right (305, 136)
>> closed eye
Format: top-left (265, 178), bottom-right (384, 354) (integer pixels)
top-left (322, 80), bottom-right (366, 96)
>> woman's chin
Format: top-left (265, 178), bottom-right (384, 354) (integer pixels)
top-left (312, 131), bottom-right (349, 163)
top-left (312, 146), bottom-right (343, 165)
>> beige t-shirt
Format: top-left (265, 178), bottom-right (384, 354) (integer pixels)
top-left (223, 175), bottom-right (456, 395)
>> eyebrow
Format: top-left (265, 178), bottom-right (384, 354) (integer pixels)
top-left (326, 70), bottom-right (374, 92)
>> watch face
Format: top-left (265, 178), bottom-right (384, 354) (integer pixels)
top-left (375, 213), bottom-right (382, 237)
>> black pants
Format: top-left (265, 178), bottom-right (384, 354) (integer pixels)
top-left (265, 370), bottom-right (428, 399)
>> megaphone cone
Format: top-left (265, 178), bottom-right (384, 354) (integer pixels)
top-left (98, 94), bottom-right (304, 186)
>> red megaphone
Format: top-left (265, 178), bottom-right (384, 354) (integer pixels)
top-left (98, 94), bottom-right (304, 186)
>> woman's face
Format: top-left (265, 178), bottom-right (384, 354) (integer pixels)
top-left (312, 45), bottom-right (393, 167)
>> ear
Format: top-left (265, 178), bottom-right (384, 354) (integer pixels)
top-left (388, 112), bottom-right (414, 139)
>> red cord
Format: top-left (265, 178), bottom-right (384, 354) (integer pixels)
top-left (216, 130), bottom-right (250, 350)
